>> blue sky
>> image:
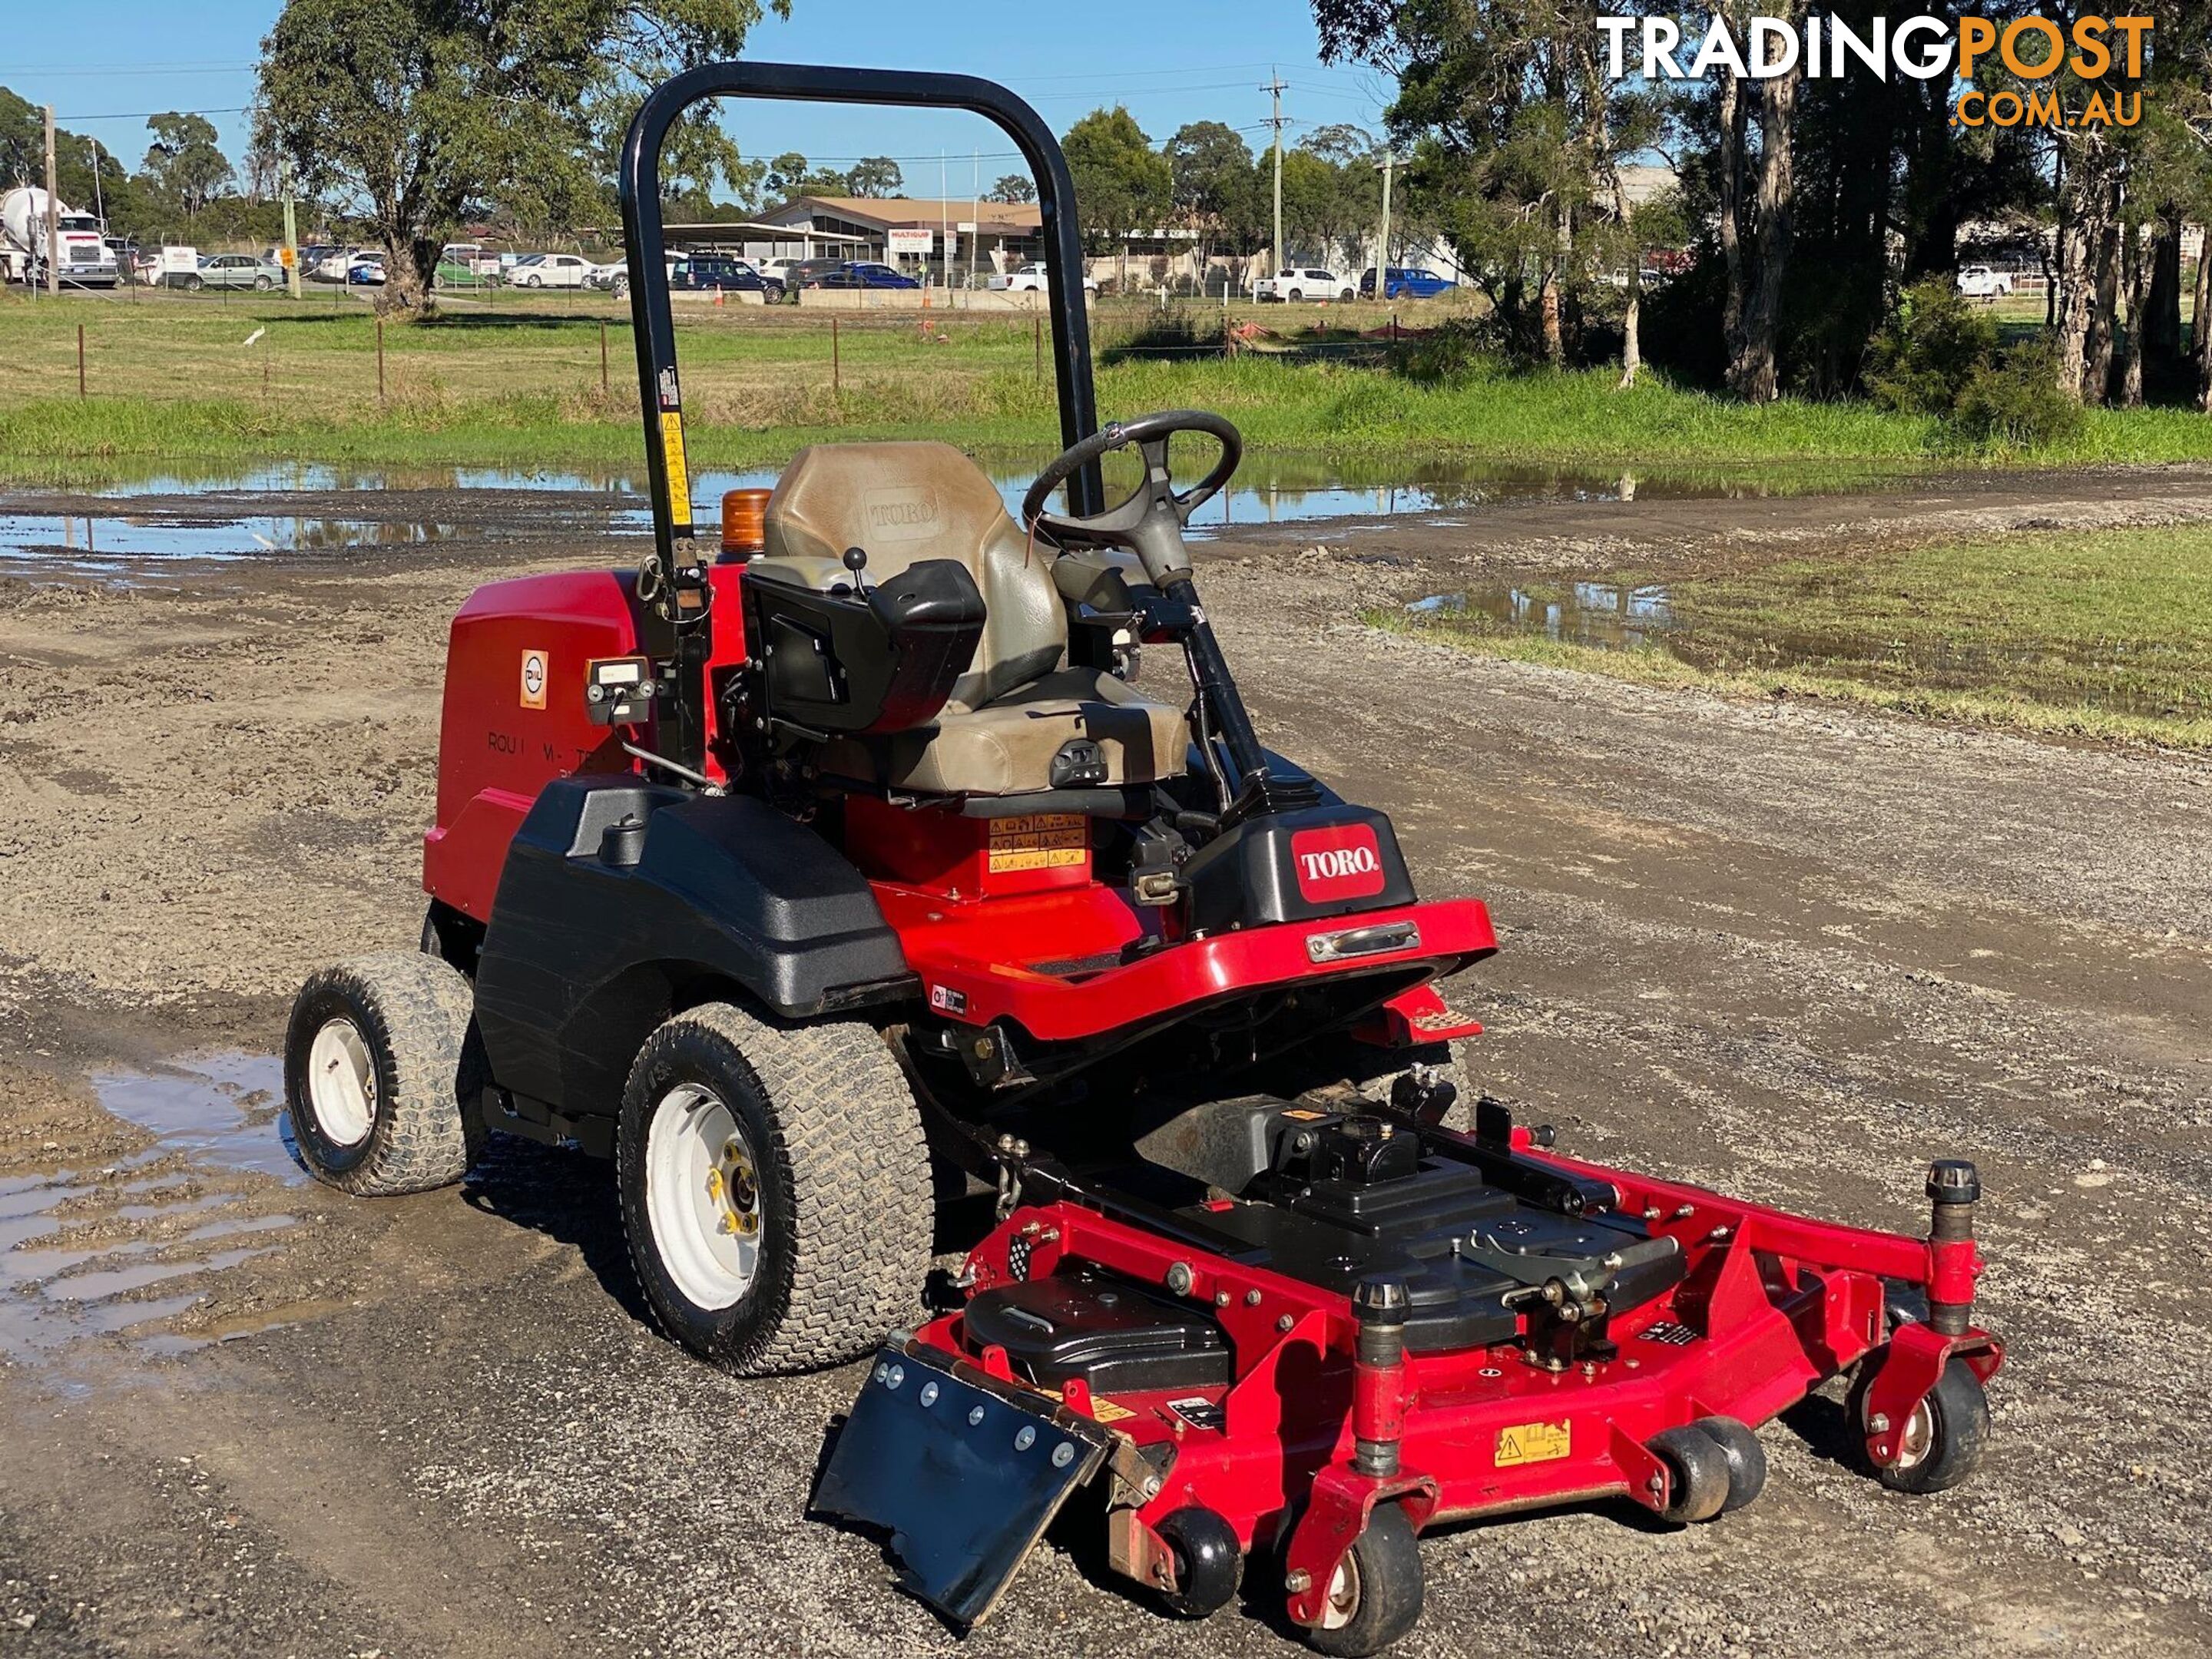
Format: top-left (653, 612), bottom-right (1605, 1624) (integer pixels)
top-left (8, 2), bottom-right (1394, 197)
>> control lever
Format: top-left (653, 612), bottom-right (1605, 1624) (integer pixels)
top-left (842, 545), bottom-right (872, 593)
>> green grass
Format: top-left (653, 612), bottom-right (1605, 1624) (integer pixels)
top-left (1387, 525), bottom-right (2212, 749)
top-left (2, 292), bottom-right (2209, 482)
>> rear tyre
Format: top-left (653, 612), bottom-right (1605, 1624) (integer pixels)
top-left (1693, 1416), bottom-right (1768, 1514)
top-left (284, 952), bottom-right (482, 1196)
top-left (1651, 1424), bottom-right (1732, 1523)
top-left (616, 1004), bottom-right (933, 1376)
top-left (1301, 1502), bottom-right (1423, 1658)
top-left (1847, 1353), bottom-right (1989, 1494)
top-left (185, 275), bottom-right (204, 292)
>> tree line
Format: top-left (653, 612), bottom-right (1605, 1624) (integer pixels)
top-left (1315, 1), bottom-right (2212, 414)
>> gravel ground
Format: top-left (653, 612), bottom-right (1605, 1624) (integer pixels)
top-left (1, 465), bottom-right (2208, 1657)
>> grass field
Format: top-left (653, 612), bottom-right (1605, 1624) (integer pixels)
top-left (1388, 524), bottom-right (2212, 748)
top-left (2, 288), bottom-right (2210, 482)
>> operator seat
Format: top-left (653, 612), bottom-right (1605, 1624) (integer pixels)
top-left (753, 442), bottom-right (1187, 796)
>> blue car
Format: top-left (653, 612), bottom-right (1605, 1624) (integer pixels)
top-left (1359, 266), bottom-right (1455, 300)
top-left (806, 260), bottom-right (921, 290)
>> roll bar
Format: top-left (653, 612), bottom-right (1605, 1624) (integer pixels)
top-left (616, 61), bottom-right (1104, 577)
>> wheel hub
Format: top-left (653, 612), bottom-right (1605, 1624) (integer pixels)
top-left (709, 1137), bottom-right (761, 1239)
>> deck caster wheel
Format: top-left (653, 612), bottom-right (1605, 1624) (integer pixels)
top-left (1650, 1425), bottom-right (1732, 1524)
top-left (616, 1004), bottom-right (932, 1376)
top-left (1848, 1354), bottom-right (1989, 1494)
top-left (283, 952), bottom-right (482, 1196)
top-left (1157, 1507), bottom-right (1240, 1618)
top-left (1693, 1416), bottom-right (1768, 1514)
top-left (1300, 1502), bottom-right (1423, 1658)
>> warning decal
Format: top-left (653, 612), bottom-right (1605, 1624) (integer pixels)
top-left (660, 412), bottom-right (694, 528)
top-left (519, 647), bottom-right (549, 710)
top-left (1495, 1419), bottom-right (1571, 1468)
top-left (988, 813), bottom-right (1086, 874)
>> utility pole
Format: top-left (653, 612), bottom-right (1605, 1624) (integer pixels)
top-left (42, 104), bottom-right (60, 297)
top-left (1375, 150), bottom-right (1403, 292)
top-left (1261, 73), bottom-right (1287, 282)
top-left (281, 159), bottom-right (301, 299)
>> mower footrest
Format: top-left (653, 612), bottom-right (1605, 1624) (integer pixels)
top-left (812, 1340), bottom-right (1114, 1625)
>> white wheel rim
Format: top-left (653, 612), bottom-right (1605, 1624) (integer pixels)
top-left (1893, 1398), bottom-right (1936, 1470)
top-left (645, 1084), bottom-right (763, 1311)
top-left (1318, 1551), bottom-right (1361, 1631)
top-left (306, 1018), bottom-right (377, 1147)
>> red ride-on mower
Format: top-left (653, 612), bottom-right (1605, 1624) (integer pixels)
top-left (284, 65), bottom-right (2004, 1656)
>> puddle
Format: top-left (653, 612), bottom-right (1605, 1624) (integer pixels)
top-left (0, 1052), bottom-right (306, 1363)
top-left (0, 455), bottom-right (1911, 572)
top-left (1409, 577), bottom-right (2200, 719)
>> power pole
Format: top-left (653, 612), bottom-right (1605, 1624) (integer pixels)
top-left (281, 159), bottom-right (301, 299)
top-left (42, 104), bottom-right (60, 297)
top-left (1375, 150), bottom-right (1402, 290)
top-left (1261, 72), bottom-right (1287, 281)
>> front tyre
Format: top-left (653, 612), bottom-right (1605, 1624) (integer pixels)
top-left (284, 953), bottom-right (482, 1195)
top-left (1301, 1502), bottom-right (1424, 1657)
top-left (617, 1004), bottom-right (932, 1376)
top-left (1848, 1353), bottom-right (1990, 1494)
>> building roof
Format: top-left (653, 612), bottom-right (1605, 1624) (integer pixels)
top-left (762, 196), bottom-right (1044, 236)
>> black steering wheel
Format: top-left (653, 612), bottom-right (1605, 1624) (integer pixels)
top-left (1021, 409), bottom-right (1242, 586)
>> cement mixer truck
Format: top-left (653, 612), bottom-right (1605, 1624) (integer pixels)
top-left (2, 187), bottom-right (119, 288)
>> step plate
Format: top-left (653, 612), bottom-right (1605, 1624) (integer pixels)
top-left (812, 1341), bottom-right (1114, 1625)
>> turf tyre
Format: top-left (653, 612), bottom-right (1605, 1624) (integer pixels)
top-left (1651, 1424), bottom-right (1732, 1523)
top-left (1847, 1353), bottom-right (1989, 1494)
top-left (1693, 1416), bottom-right (1769, 1514)
top-left (283, 952), bottom-right (482, 1196)
top-left (616, 1004), bottom-right (932, 1376)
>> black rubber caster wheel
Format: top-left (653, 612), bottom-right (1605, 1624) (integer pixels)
top-left (1847, 1354), bottom-right (1990, 1494)
top-left (1157, 1507), bottom-right (1241, 1618)
top-left (1300, 1502), bottom-right (1423, 1657)
top-left (1650, 1424), bottom-right (1732, 1524)
top-left (1694, 1416), bottom-right (1769, 1515)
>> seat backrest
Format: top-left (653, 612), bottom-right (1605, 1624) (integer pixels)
top-left (759, 442), bottom-right (1064, 710)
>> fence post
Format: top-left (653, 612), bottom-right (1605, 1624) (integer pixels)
top-left (601, 319), bottom-right (610, 395)
top-left (376, 316), bottom-right (386, 403)
top-left (76, 323), bottom-right (84, 399)
top-left (1034, 311), bottom-right (1042, 382)
top-left (832, 313), bottom-right (840, 396)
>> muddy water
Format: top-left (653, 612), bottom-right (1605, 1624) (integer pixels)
top-left (0, 454), bottom-right (1909, 571)
top-left (0, 1052), bottom-right (306, 1364)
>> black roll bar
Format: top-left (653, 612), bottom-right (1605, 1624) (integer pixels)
top-left (617, 62), bottom-right (1103, 575)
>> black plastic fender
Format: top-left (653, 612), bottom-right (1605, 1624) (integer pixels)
top-left (473, 776), bottom-right (912, 1120)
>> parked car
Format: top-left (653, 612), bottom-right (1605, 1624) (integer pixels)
top-left (986, 260), bottom-right (1099, 295)
top-left (171, 252), bottom-right (286, 292)
top-left (312, 246), bottom-right (369, 282)
top-left (669, 256), bottom-right (785, 300)
top-left (806, 260), bottom-right (921, 290)
top-left (783, 257), bottom-right (847, 290)
top-left (511, 252), bottom-right (595, 289)
top-left (757, 257), bottom-right (803, 286)
top-left (347, 252), bottom-right (386, 286)
top-left (1956, 264), bottom-right (2013, 300)
top-left (585, 259), bottom-right (625, 290)
top-left (1359, 266), bottom-right (1456, 300)
top-left (434, 243), bottom-right (502, 287)
top-left (1254, 267), bottom-right (1355, 303)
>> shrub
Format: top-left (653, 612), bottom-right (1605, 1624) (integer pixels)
top-left (1866, 280), bottom-right (2002, 417)
top-left (1388, 317), bottom-right (1495, 385)
top-left (1953, 339), bottom-right (2085, 450)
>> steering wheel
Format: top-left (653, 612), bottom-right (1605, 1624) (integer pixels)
top-left (1021, 409), bottom-right (1242, 586)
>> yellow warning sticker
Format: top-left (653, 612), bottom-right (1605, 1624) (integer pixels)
top-left (988, 813), bottom-right (1087, 874)
top-left (1088, 1398), bottom-right (1137, 1424)
top-left (660, 412), bottom-right (693, 528)
top-left (1279, 1108), bottom-right (1328, 1122)
top-left (1495, 1419), bottom-right (1571, 1468)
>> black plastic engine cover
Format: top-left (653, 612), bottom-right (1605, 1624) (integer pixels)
top-left (963, 1268), bottom-right (1232, 1393)
top-left (1181, 802), bottom-right (1416, 935)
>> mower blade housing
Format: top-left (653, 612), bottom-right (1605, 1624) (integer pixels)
top-left (813, 1340), bottom-right (1113, 1625)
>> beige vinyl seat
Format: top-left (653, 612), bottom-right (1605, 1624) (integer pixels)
top-left (753, 441), bottom-right (1187, 796)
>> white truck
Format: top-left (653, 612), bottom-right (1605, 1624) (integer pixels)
top-left (1955, 265), bottom-right (2014, 300)
top-left (2, 187), bottom-right (119, 287)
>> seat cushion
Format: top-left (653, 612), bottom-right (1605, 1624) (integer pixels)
top-left (756, 441), bottom-right (1065, 709)
top-left (823, 670), bottom-right (1189, 796)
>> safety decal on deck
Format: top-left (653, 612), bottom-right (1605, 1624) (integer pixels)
top-left (1494, 1419), bottom-right (1571, 1468)
top-left (1166, 1397), bottom-right (1226, 1432)
top-left (660, 412), bottom-right (693, 528)
top-left (519, 647), bottom-right (549, 710)
top-left (929, 984), bottom-right (968, 1015)
top-left (988, 813), bottom-right (1087, 873)
top-left (1038, 1386), bottom-right (1137, 1425)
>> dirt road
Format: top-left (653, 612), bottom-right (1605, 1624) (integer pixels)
top-left (2, 466), bottom-right (2209, 1657)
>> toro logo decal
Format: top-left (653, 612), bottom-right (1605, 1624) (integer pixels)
top-left (519, 647), bottom-right (549, 710)
top-left (1290, 823), bottom-right (1386, 902)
